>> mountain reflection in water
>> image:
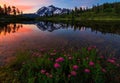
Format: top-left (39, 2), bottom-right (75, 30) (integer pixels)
top-left (0, 21), bottom-right (120, 35)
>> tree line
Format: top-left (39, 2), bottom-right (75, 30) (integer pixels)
top-left (43, 2), bottom-right (120, 19)
top-left (73, 2), bottom-right (120, 14)
top-left (0, 4), bottom-right (23, 16)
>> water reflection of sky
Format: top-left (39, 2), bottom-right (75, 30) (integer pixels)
top-left (0, 23), bottom-right (120, 65)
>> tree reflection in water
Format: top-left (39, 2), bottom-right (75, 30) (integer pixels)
top-left (0, 23), bottom-right (23, 35)
top-left (0, 21), bottom-right (120, 35)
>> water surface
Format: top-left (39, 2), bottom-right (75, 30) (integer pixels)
top-left (0, 22), bottom-right (120, 65)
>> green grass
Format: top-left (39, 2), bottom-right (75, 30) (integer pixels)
top-left (0, 46), bottom-right (120, 83)
top-left (36, 11), bottom-right (120, 21)
top-left (1, 11), bottom-right (120, 22)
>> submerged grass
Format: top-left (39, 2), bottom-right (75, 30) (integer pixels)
top-left (0, 46), bottom-right (120, 83)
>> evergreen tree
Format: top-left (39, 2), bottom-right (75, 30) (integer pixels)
top-left (3, 4), bottom-right (8, 15)
top-left (16, 8), bottom-right (20, 15)
top-left (0, 4), bottom-right (22, 16)
top-left (75, 7), bottom-right (78, 12)
top-left (7, 6), bottom-right (12, 15)
top-left (12, 6), bottom-right (16, 15)
top-left (95, 3), bottom-right (100, 13)
top-left (114, 2), bottom-right (120, 14)
top-left (79, 7), bottom-right (83, 13)
top-left (71, 9), bottom-right (75, 20)
top-left (0, 6), bottom-right (4, 15)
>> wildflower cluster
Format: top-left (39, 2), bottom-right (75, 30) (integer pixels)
top-left (2, 46), bottom-right (120, 83)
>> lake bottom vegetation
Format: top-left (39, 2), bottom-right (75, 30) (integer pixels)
top-left (0, 46), bottom-right (120, 83)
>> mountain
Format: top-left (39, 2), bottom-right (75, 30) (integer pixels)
top-left (36, 5), bottom-right (71, 16)
top-left (36, 22), bottom-right (68, 32)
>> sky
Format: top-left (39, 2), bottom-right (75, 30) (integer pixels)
top-left (0, 0), bottom-right (120, 13)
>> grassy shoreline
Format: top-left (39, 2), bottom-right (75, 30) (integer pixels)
top-left (36, 16), bottom-right (120, 22)
top-left (36, 13), bottom-right (120, 21)
top-left (0, 13), bottom-right (120, 23)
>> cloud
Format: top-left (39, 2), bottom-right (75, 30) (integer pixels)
top-left (0, 0), bottom-right (52, 13)
top-left (16, 5), bottom-right (34, 10)
top-left (5, 0), bottom-right (52, 5)
top-left (0, 0), bottom-right (103, 13)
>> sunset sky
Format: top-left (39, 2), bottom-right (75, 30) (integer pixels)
top-left (0, 0), bottom-right (120, 13)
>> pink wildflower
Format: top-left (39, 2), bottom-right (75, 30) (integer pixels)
top-left (107, 59), bottom-right (115, 64)
top-left (102, 68), bottom-right (106, 73)
top-left (40, 48), bottom-right (44, 51)
top-left (70, 71), bottom-right (77, 76)
top-left (68, 74), bottom-right (71, 78)
top-left (53, 49), bottom-right (56, 52)
top-left (49, 74), bottom-right (53, 78)
top-left (116, 64), bottom-right (120, 67)
top-left (68, 56), bottom-right (73, 60)
top-left (46, 72), bottom-right (49, 76)
top-left (89, 61), bottom-right (95, 66)
top-left (54, 63), bottom-right (61, 68)
top-left (92, 46), bottom-right (96, 48)
top-left (87, 47), bottom-right (92, 51)
top-left (100, 55), bottom-right (104, 59)
top-left (72, 65), bottom-right (79, 70)
top-left (84, 69), bottom-right (90, 73)
top-left (40, 69), bottom-right (46, 74)
top-left (55, 57), bottom-right (64, 63)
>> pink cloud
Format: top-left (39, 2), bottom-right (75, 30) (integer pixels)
top-left (4, 0), bottom-right (52, 5)
top-left (16, 5), bottom-right (34, 11)
top-left (0, 0), bottom-right (53, 13)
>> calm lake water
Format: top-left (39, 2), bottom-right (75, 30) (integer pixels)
top-left (0, 21), bottom-right (120, 65)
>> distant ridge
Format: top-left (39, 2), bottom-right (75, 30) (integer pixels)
top-left (22, 13), bottom-right (39, 18)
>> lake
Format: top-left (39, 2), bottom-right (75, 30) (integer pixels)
top-left (0, 21), bottom-right (120, 65)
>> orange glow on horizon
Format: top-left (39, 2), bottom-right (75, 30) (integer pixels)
top-left (0, 0), bottom-right (52, 13)
top-left (16, 5), bottom-right (34, 11)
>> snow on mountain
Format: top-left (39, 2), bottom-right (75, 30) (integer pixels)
top-left (54, 9), bottom-right (62, 14)
top-left (36, 5), bottom-right (70, 16)
top-left (36, 6), bottom-right (48, 16)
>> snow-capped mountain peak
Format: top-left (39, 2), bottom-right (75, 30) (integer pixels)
top-left (36, 5), bottom-right (70, 16)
